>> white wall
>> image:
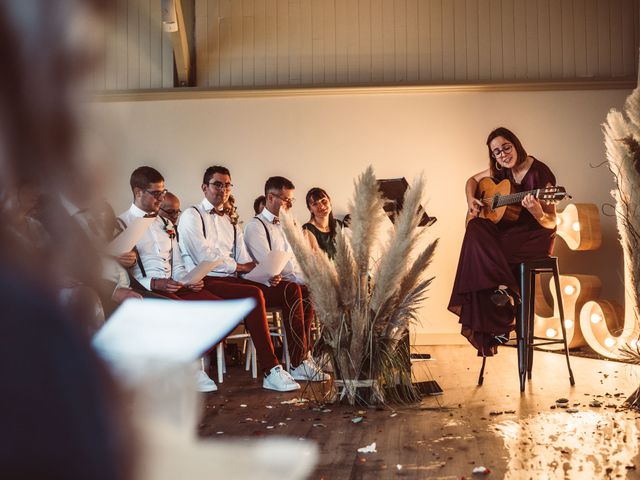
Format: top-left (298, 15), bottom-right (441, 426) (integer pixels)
top-left (88, 86), bottom-right (631, 342)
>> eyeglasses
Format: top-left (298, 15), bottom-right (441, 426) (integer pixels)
top-left (144, 188), bottom-right (168, 199)
top-left (271, 192), bottom-right (295, 206)
top-left (160, 207), bottom-right (181, 216)
top-left (208, 181), bottom-right (234, 190)
top-left (310, 197), bottom-right (330, 208)
top-left (491, 143), bottom-right (514, 158)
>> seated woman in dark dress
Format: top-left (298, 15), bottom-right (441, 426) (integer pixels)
top-left (449, 127), bottom-right (558, 357)
top-left (302, 187), bottom-right (342, 260)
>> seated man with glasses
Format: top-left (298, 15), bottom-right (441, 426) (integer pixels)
top-left (118, 166), bottom-right (222, 392)
top-left (158, 191), bottom-right (182, 227)
top-left (244, 176), bottom-right (327, 382)
top-left (177, 166), bottom-right (301, 391)
top-left (178, 167), bottom-right (326, 388)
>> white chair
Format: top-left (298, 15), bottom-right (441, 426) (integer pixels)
top-left (216, 329), bottom-right (257, 383)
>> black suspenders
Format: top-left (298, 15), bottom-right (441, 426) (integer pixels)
top-left (254, 216), bottom-right (272, 250)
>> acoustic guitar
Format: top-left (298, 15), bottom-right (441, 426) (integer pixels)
top-left (466, 177), bottom-right (569, 225)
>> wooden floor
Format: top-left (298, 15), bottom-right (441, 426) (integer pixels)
top-left (198, 346), bottom-right (640, 479)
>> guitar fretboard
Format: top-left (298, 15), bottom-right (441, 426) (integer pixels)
top-left (493, 189), bottom-right (541, 208)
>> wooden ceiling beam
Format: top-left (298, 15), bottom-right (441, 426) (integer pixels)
top-left (164, 0), bottom-right (192, 86)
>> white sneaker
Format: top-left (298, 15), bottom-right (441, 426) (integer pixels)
top-left (196, 369), bottom-right (218, 392)
top-left (263, 365), bottom-right (301, 392)
top-left (290, 358), bottom-right (331, 382)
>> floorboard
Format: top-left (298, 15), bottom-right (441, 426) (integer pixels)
top-left (198, 345), bottom-right (640, 479)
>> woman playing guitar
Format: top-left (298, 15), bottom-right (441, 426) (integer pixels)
top-left (448, 127), bottom-right (559, 357)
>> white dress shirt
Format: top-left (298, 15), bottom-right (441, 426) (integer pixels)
top-left (244, 208), bottom-right (305, 285)
top-left (118, 204), bottom-right (187, 290)
top-left (178, 198), bottom-right (252, 277)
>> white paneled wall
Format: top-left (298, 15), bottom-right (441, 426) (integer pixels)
top-left (91, 0), bottom-right (174, 91)
top-left (93, 0), bottom-right (639, 91)
top-left (195, 0), bottom-right (639, 88)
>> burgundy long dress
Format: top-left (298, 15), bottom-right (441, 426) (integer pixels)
top-left (448, 158), bottom-right (557, 356)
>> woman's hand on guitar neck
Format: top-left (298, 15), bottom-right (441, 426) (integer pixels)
top-left (522, 193), bottom-right (556, 228)
top-left (522, 193), bottom-right (543, 217)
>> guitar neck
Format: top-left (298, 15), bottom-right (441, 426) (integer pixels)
top-left (494, 188), bottom-right (542, 208)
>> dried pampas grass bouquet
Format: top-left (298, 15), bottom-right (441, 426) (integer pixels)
top-left (281, 166), bottom-right (438, 406)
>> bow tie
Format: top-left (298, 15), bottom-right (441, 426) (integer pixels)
top-left (143, 213), bottom-right (157, 218)
top-left (210, 208), bottom-right (225, 216)
top-left (272, 217), bottom-right (280, 225)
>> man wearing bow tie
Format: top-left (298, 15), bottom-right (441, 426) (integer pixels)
top-left (178, 167), bottom-right (326, 388)
top-left (118, 167), bottom-right (202, 297)
top-left (119, 166), bottom-right (223, 392)
top-left (244, 176), bottom-right (323, 382)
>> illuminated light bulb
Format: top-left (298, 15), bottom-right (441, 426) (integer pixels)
top-left (563, 285), bottom-right (576, 295)
top-left (590, 313), bottom-right (602, 324)
top-left (556, 216), bottom-right (562, 226)
top-left (546, 328), bottom-right (557, 338)
top-left (564, 319), bottom-right (574, 329)
top-left (572, 221), bottom-right (580, 232)
top-left (604, 337), bottom-right (616, 348)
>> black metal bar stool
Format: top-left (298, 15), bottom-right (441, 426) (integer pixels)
top-left (478, 256), bottom-right (575, 392)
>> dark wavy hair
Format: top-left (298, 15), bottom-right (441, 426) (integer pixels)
top-left (305, 187), bottom-right (337, 237)
top-left (487, 127), bottom-right (528, 178)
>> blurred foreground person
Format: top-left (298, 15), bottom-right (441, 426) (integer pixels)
top-left (0, 3), bottom-right (318, 480)
top-left (0, 1), bottom-right (134, 479)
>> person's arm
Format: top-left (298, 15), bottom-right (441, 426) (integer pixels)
top-left (283, 261), bottom-right (306, 285)
top-left (233, 229), bottom-right (256, 273)
top-left (101, 257), bottom-right (130, 289)
top-left (466, 168), bottom-right (491, 217)
top-left (118, 212), bottom-right (152, 291)
top-left (522, 184), bottom-right (557, 229)
top-left (244, 219), bottom-right (270, 265)
top-left (170, 233), bottom-right (190, 284)
top-left (283, 226), bottom-right (306, 285)
top-left (116, 251), bottom-right (137, 268)
top-left (112, 287), bottom-right (142, 303)
top-left (150, 278), bottom-right (183, 293)
top-left (177, 207), bottom-right (237, 274)
top-left (302, 227), bottom-right (320, 252)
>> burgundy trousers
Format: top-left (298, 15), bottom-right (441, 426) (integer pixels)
top-left (199, 277), bottom-right (279, 372)
top-left (154, 287), bottom-right (279, 370)
top-left (204, 276), bottom-right (314, 367)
